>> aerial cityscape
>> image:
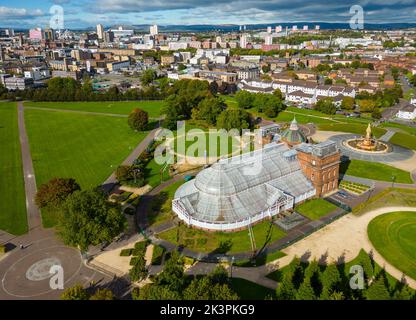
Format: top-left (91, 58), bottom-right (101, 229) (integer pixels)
top-left (1, 0), bottom-right (416, 306)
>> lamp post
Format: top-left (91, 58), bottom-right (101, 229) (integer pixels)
top-left (230, 256), bottom-right (235, 278)
top-left (391, 175), bottom-right (396, 188)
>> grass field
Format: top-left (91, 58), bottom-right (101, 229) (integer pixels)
top-left (0, 102), bottom-right (27, 235)
top-left (390, 132), bottom-right (416, 150)
top-left (25, 109), bottom-right (149, 189)
top-left (148, 180), bottom-right (186, 226)
top-left (353, 188), bottom-right (416, 216)
top-left (368, 211), bottom-right (416, 280)
top-left (340, 159), bottom-right (412, 184)
top-left (295, 198), bottom-right (338, 220)
top-left (318, 123), bottom-right (386, 138)
top-left (24, 100), bottom-right (166, 118)
top-left (381, 122), bottom-right (416, 136)
top-left (158, 220), bottom-right (287, 254)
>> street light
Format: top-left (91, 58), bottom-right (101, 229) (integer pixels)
top-left (391, 175), bottom-right (396, 188)
top-left (230, 256), bottom-right (235, 278)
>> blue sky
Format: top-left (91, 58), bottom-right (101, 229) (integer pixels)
top-left (1, 0), bottom-right (416, 28)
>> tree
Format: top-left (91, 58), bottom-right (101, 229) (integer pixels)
top-left (276, 272), bottom-right (296, 300)
top-left (61, 284), bottom-right (90, 300)
top-left (393, 285), bottom-right (414, 300)
top-left (371, 108), bottom-right (382, 120)
top-left (273, 88), bottom-right (284, 100)
top-left (262, 65), bottom-right (271, 73)
top-left (129, 254), bottom-right (148, 282)
top-left (341, 97), bottom-right (355, 110)
top-left (296, 279), bottom-right (316, 300)
top-left (314, 98), bottom-right (336, 115)
top-left (359, 252), bottom-right (374, 282)
top-left (128, 108), bottom-right (149, 131)
top-left (141, 69), bottom-right (157, 86)
top-left (365, 276), bottom-right (391, 300)
top-left (90, 288), bottom-right (115, 300)
top-left (57, 190), bottom-right (126, 252)
top-left (357, 99), bottom-right (376, 113)
top-left (216, 109), bottom-right (252, 132)
top-left (115, 165), bottom-right (144, 186)
top-left (192, 97), bottom-right (225, 125)
top-left (35, 178), bottom-right (81, 209)
top-left (324, 78), bottom-right (333, 85)
top-left (154, 251), bottom-right (186, 292)
top-left (235, 90), bottom-right (255, 109)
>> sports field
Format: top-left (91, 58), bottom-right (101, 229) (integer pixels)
top-left (24, 100), bottom-right (165, 118)
top-left (0, 102), bottom-right (27, 235)
top-left (368, 211), bottom-right (416, 280)
top-left (24, 109), bottom-right (149, 189)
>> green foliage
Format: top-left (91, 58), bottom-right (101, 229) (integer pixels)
top-left (276, 271), bottom-right (296, 299)
top-left (129, 253), bottom-right (148, 282)
top-left (235, 90), bottom-right (255, 109)
top-left (141, 69), bottom-right (157, 86)
top-left (192, 97), bottom-right (225, 125)
top-left (341, 97), bottom-right (355, 110)
top-left (120, 248), bottom-right (133, 256)
top-left (35, 178), bottom-right (81, 209)
top-left (364, 274), bottom-right (391, 300)
top-left (216, 108), bottom-right (252, 132)
top-left (296, 279), bottom-right (316, 300)
top-left (90, 288), bottom-right (115, 300)
top-left (57, 190), bottom-right (126, 252)
top-left (151, 245), bottom-right (166, 265)
top-left (115, 165), bottom-right (144, 187)
top-left (128, 108), bottom-right (149, 131)
top-left (314, 98), bottom-right (336, 115)
top-left (61, 284), bottom-right (90, 300)
top-left (0, 244), bottom-right (6, 253)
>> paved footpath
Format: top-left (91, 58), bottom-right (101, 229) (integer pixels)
top-left (17, 102), bottom-right (41, 231)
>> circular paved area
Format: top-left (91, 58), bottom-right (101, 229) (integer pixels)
top-left (329, 134), bottom-right (414, 162)
top-left (0, 231), bottom-right (111, 300)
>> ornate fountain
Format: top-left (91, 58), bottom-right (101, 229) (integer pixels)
top-left (344, 123), bottom-right (389, 154)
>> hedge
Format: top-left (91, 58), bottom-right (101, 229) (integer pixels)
top-left (151, 245), bottom-right (165, 265)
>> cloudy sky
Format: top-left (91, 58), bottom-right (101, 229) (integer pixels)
top-left (0, 0), bottom-right (416, 28)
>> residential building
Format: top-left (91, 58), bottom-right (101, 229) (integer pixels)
top-left (97, 24), bottom-right (104, 40)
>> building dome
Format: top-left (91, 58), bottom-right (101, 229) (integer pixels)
top-left (281, 117), bottom-right (307, 146)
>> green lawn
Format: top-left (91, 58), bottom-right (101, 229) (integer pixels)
top-left (148, 180), bottom-right (185, 226)
top-left (295, 198), bottom-right (338, 220)
top-left (381, 122), bottom-right (416, 136)
top-left (144, 158), bottom-right (171, 188)
top-left (353, 188), bottom-right (416, 216)
top-left (368, 211), bottom-right (416, 280)
top-left (390, 132), bottom-right (416, 150)
top-left (0, 102), bottom-right (27, 235)
top-left (340, 159), bottom-right (412, 184)
top-left (25, 109), bottom-right (149, 189)
top-left (158, 220), bottom-right (287, 254)
top-left (318, 123), bottom-right (386, 138)
top-left (230, 278), bottom-right (275, 300)
top-left (24, 100), bottom-right (166, 118)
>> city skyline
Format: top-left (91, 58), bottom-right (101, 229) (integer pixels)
top-left (0, 0), bottom-right (416, 29)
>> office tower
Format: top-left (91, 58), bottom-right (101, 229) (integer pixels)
top-left (150, 24), bottom-right (158, 36)
top-left (265, 35), bottom-right (273, 45)
top-left (303, 25), bottom-right (308, 31)
top-left (97, 24), bottom-right (104, 39)
top-left (275, 25), bottom-right (282, 33)
top-left (240, 34), bottom-right (248, 48)
top-left (104, 31), bottom-right (114, 43)
top-left (292, 25), bottom-right (298, 31)
top-left (267, 26), bottom-right (272, 33)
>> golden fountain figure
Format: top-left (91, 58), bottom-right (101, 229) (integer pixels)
top-left (345, 123), bottom-right (389, 153)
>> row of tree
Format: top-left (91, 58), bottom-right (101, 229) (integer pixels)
top-left (234, 89), bottom-right (286, 118)
top-left (161, 79), bottom-right (253, 132)
top-left (276, 252), bottom-right (415, 300)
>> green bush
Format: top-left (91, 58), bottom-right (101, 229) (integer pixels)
top-left (183, 256), bottom-right (195, 266)
top-left (151, 245), bottom-right (165, 265)
top-left (0, 244), bottom-right (6, 253)
top-left (120, 248), bottom-right (133, 257)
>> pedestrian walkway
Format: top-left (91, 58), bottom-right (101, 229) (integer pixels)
top-left (17, 102), bottom-right (42, 231)
top-left (378, 130), bottom-right (396, 142)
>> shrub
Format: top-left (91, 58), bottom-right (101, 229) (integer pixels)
top-left (0, 245), bottom-right (6, 253)
top-left (183, 256), bottom-right (195, 266)
top-left (128, 108), bottom-right (149, 131)
top-left (151, 245), bottom-right (165, 265)
top-left (120, 248), bottom-right (133, 257)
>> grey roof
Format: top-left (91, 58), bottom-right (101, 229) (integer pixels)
top-left (174, 143), bottom-right (315, 224)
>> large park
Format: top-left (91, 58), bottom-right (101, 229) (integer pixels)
top-left (1, 78), bottom-right (416, 300)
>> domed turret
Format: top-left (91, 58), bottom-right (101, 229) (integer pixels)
top-left (281, 117), bottom-right (307, 147)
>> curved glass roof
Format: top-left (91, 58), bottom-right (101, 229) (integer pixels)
top-left (174, 143), bottom-right (315, 224)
